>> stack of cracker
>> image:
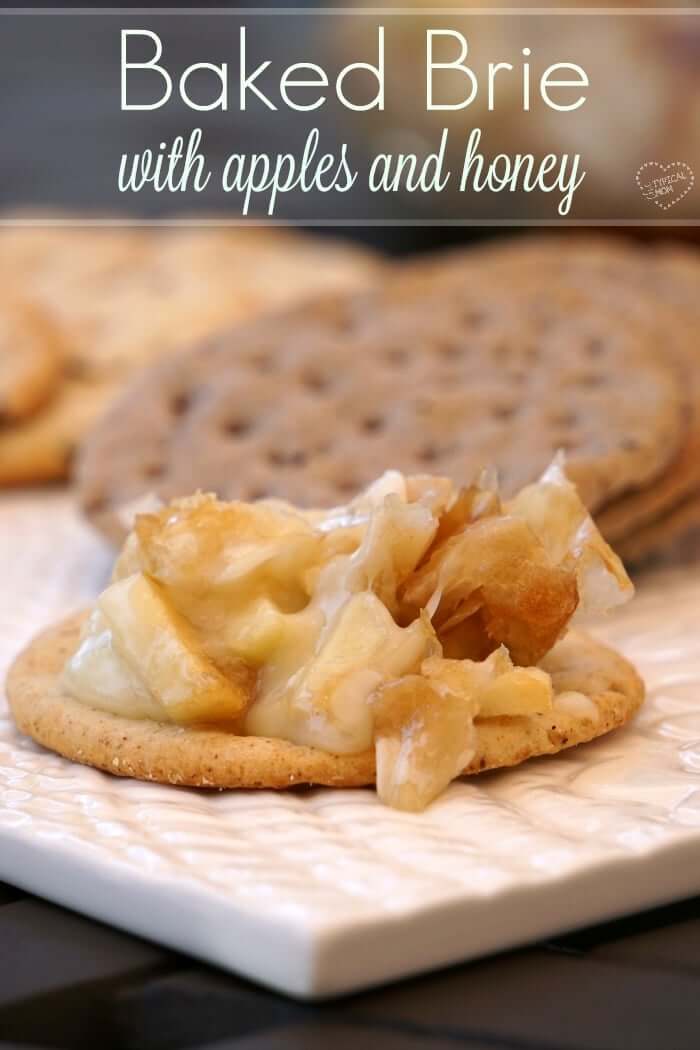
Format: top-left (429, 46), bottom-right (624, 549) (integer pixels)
top-left (76, 238), bottom-right (693, 566)
top-left (414, 235), bottom-right (700, 565)
top-left (0, 222), bottom-right (382, 485)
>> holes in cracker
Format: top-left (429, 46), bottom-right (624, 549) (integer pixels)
top-left (247, 485), bottom-right (270, 501)
top-left (143, 462), bottom-right (165, 481)
top-left (250, 351), bottom-right (275, 375)
top-left (301, 369), bottom-right (331, 394)
top-left (491, 403), bottom-right (517, 422)
top-left (461, 307), bottom-right (486, 328)
top-left (223, 417), bottom-right (253, 438)
top-left (383, 347), bottom-right (409, 368)
top-left (418, 445), bottom-right (439, 464)
top-left (171, 392), bottom-right (192, 417)
top-left (330, 304), bottom-right (360, 334)
top-left (620, 436), bottom-right (641, 452)
top-left (268, 448), bottom-right (307, 468)
top-left (84, 494), bottom-right (109, 516)
top-left (579, 372), bottom-right (605, 390)
top-left (336, 477), bottom-right (361, 496)
top-left (549, 409), bottom-right (578, 429)
top-left (64, 357), bottom-right (91, 381)
top-left (361, 415), bottom-right (385, 434)
top-left (586, 338), bottom-right (604, 358)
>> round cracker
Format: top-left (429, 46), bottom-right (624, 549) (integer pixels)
top-left (595, 246), bottom-right (700, 552)
top-left (598, 430), bottom-right (700, 544)
top-left (0, 300), bottom-right (64, 423)
top-left (0, 222), bottom-right (383, 381)
top-left (0, 377), bottom-right (119, 485)
top-left (6, 615), bottom-right (644, 791)
top-left (0, 220), bottom-right (382, 486)
top-left (615, 492), bottom-right (700, 566)
top-left (446, 234), bottom-right (700, 556)
top-left (76, 278), bottom-right (685, 545)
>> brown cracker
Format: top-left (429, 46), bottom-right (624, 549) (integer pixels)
top-left (596, 247), bottom-right (700, 550)
top-left (0, 300), bottom-right (64, 423)
top-left (440, 235), bottom-right (700, 555)
top-left (0, 224), bottom-right (383, 379)
top-left (6, 615), bottom-right (644, 790)
top-left (0, 377), bottom-right (120, 485)
top-left (615, 493), bottom-right (700, 566)
top-left (0, 221), bottom-right (382, 484)
top-left (77, 279), bottom-right (685, 544)
top-left (598, 434), bottom-right (700, 544)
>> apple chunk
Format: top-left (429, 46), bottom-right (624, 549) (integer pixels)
top-left (98, 573), bottom-right (252, 724)
top-left (374, 676), bottom-right (477, 812)
top-left (423, 649), bottom-right (553, 719)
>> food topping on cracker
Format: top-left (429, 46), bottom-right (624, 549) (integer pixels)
top-left (63, 460), bottom-right (634, 810)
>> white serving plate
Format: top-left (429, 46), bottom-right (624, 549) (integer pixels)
top-left (2, 491), bottom-right (700, 999)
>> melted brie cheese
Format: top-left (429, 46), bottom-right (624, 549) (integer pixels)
top-left (62, 461), bottom-right (633, 808)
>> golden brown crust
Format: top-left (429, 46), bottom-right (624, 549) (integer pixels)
top-left (77, 268), bottom-right (685, 545)
top-left (6, 614), bottom-right (645, 791)
top-left (445, 234), bottom-right (700, 561)
top-left (0, 379), bottom-right (119, 485)
top-left (0, 222), bottom-right (382, 486)
top-left (615, 493), bottom-right (700, 566)
top-left (0, 300), bottom-right (64, 423)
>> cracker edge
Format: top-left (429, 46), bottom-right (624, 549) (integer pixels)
top-left (6, 613), bottom-right (645, 791)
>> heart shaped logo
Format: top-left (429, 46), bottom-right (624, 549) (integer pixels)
top-left (636, 161), bottom-right (695, 211)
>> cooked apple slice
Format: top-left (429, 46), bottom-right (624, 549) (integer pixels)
top-left (374, 675), bottom-right (477, 812)
top-left (375, 649), bottom-right (554, 810)
top-left (478, 667), bottom-right (552, 718)
top-left (506, 455), bottom-right (633, 616)
top-left (423, 649), bottom-right (553, 719)
top-left (98, 572), bottom-right (252, 724)
top-left (401, 515), bottom-right (579, 666)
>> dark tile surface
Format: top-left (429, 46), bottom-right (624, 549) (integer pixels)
top-left (193, 1024), bottom-right (499, 1050)
top-left (591, 918), bottom-right (700, 973)
top-left (0, 882), bottom-right (24, 907)
top-left (344, 949), bottom-right (700, 1050)
top-left (3, 886), bottom-right (700, 1050)
top-left (0, 897), bottom-right (171, 1006)
top-left (110, 970), bottom-right (305, 1050)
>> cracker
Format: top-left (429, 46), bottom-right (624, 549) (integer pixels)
top-left (6, 615), bottom-right (644, 790)
top-left (0, 224), bottom-right (383, 379)
top-left (77, 281), bottom-right (685, 544)
top-left (598, 431), bottom-right (700, 544)
top-left (0, 300), bottom-right (64, 423)
top-left (0, 221), bottom-right (382, 484)
top-left (449, 235), bottom-right (700, 554)
top-left (0, 377), bottom-right (119, 485)
top-left (615, 493), bottom-right (700, 566)
top-left (596, 247), bottom-right (700, 550)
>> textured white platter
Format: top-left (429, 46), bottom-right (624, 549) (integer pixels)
top-left (2, 491), bottom-right (700, 999)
